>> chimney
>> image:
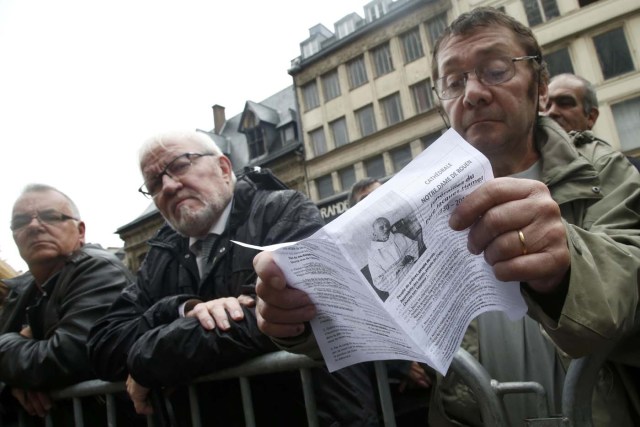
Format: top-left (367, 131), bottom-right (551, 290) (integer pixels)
top-left (212, 104), bottom-right (226, 134)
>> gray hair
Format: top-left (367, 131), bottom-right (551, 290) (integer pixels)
top-left (17, 184), bottom-right (81, 218)
top-left (138, 131), bottom-right (224, 164)
top-left (138, 130), bottom-right (236, 183)
top-left (550, 73), bottom-right (599, 115)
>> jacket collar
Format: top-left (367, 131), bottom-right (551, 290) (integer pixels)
top-left (1, 244), bottom-right (96, 292)
top-left (535, 116), bottom-right (602, 204)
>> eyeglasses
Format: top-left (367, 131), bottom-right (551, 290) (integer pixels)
top-left (11, 209), bottom-right (79, 231)
top-left (433, 55), bottom-right (540, 100)
top-left (138, 152), bottom-right (214, 198)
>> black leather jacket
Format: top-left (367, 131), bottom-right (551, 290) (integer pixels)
top-left (0, 244), bottom-right (133, 389)
top-left (87, 172), bottom-right (325, 387)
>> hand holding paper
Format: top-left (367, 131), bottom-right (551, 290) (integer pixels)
top-left (449, 177), bottom-right (570, 294)
top-left (255, 251), bottom-right (317, 338)
top-left (249, 129), bottom-right (528, 374)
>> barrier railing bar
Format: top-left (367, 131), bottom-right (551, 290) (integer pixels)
top-left (106, 393), bottom-right (117, 427)
top-left (561, 352), bottom-right (608, 427)
top-left (73, 397), bottom-right (84, 427)
top-left (373, 361), bottom-right (396, 427)
top-left (239, 376), bottom-right (256, 427)
top-left (300, 367), bottom-right (319, 427)
top-left (451, 348), bottom-right (510, 426)
top-left (194, 352), bottom-right (325, 383)
top-left (50, 379), bottom-right (125, 400)
top-left (188, 384), bottom-right (202, 427)
top-left (491, 380), bottom-right (549, 418)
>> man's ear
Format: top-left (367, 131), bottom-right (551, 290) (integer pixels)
top-left (77, 221), bottom-right (86, 245)
top-left (218, 155), bottom-right (233, 180)
top-left (538, 81), bottom-right (549, 112)
top-left (586, 108), bottom-right (599, 130)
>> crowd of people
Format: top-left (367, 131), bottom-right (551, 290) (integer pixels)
top-left (0, 6), bottom-right (638, 427)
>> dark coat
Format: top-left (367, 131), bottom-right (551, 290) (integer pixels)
top-left (87, 172), bottom-right (325, 386)
top-left (87, 171), bottom-right (380, 426)
top-left (0, 244), bottom-right (133, 389)
top-left (0, 244), bottom-right (135, 426)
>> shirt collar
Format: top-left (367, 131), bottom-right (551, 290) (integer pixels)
top-left (189, 197), bottom-right (233, 248)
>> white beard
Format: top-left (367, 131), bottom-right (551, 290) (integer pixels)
top-left (167, 203), bottom-right (219, 237)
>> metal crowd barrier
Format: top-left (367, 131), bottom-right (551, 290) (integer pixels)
top-left (24, 352), bottom-right (397, 427)
top-left (16, 346), bottom-right (609, 427)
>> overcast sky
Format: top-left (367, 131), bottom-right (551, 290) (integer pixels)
top-left (0, 0), bottom-right (369, 272)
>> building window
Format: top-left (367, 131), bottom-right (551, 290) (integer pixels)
top-left (302, 81), bottom-right (320, 111)
top-left (401, 27), bottom-right (424, 64)
top-left (241, 112), bottom-right (267, 159)
top-left (330, 117), bottom-right (349, 148)
top-left (316, 174), bottom-right (335, 199)
top-left (545, 48), bottom-right (574, 77)
top-left (523, 0), bottom-right (560, 27)
top-left (365, 155), bottom-right (386, 179)
top-left (612, 96), bottom-right (640, 151)
top-left (322, 70), bottom-right (341, 102)
top-left (391, 145), bottom-right (412, 172)
top-left (302, 39), bottom-right (320, 58)
top-left (426, 13), bottom-right (447, 48)
top-left (246, 127), bottom-right (266, 159)
top-left (372, 42), bottom-right (394, 77)
top-left (411, 79), bottom-right (434, 113)
top-left (356, 104), bottom-right (377, 137)
top-left (281, 124), bottom-right (296, 145)
top-left (271, 132), bottom-right (283, 152)
top-left (347, 56), bottom-right (368, 89)
top-left (365, 0), bottom-right (388, 22)
top-left (309, 127), bottom-right (327, 156)
top-left (338, 166), bottom-right (356, 192)
top-left (421, 131), bottom-right (442, 150)
top-left (593, 28), bottom-right (635, 80)
top-left (380, 93), bottom-right (403, 126)
top-left (336, 18), bottom-right (357, 39)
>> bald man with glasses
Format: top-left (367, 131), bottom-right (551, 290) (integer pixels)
top-left (0, 184), bottom-right (135, 426)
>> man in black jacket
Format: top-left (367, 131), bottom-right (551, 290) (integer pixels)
top-left (0, 184), bottom-right (136, 425)
top-left (87, 130), bottom-right (379, 426)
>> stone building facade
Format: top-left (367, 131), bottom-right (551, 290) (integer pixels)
top-left (291, 0), bottom-right (640, 220)
top-left (115, 0), bottom-right (640, 269)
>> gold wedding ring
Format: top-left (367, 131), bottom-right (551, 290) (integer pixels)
top-left (518, 230), bottom-right (527, 255)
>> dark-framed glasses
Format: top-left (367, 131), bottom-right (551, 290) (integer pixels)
top-left (433, 55), bottom-right (540, 100)
top-left (138, 152), bottom-right (214, 198)
top-left (11, 209), bottom-right (79, 231)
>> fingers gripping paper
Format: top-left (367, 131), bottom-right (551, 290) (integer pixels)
top-left (235, 129), bottom-right (526, 374)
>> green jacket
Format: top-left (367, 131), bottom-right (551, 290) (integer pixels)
top-left (523, 118), bottom-right (640, 426)
top-left (276, 117), bottom-right (640, 425)
top-left (438, 118), bottom-right (640, 426)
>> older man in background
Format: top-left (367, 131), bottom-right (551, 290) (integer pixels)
top-left (88, 131), bottom-right (379, 426)
top-left (0, 184), bottom-right (136, 426)
top-left (544, 72), bottom-right (640, 171)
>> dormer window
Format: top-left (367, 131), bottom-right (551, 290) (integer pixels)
top-left (242, 112), bottom-right (266, 159)
top-left (364, 0), bottom-right (390, 22)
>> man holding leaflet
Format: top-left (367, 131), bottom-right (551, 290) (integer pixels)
top-left (254, 7), bottom-right (640, 426)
